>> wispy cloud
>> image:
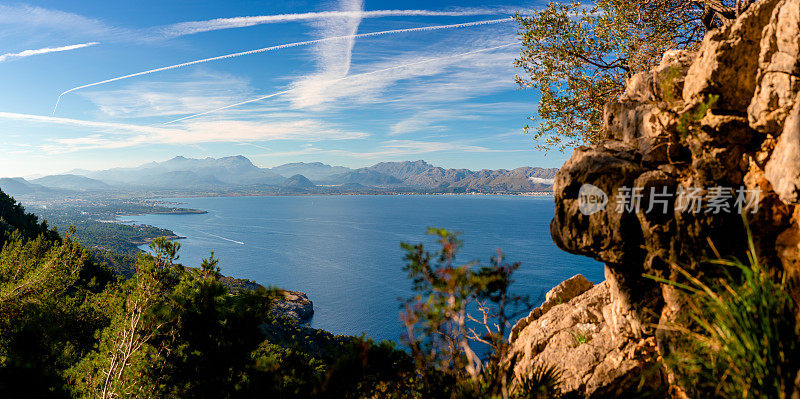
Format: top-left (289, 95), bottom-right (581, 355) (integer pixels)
top-left (0, 42), bottom-right (99, 63)
top-left (0, 4), bottom-right (111, 34)
top-left (81, 72), bottom-right (255, 118)
top-left (259, 139), bottom-right (524, 160)
top-left (337, 34), bottom-right (519, 108)
top-left (0, 111), bottom-right (178, 135)
top-left (156, 8), bottom-right (507, 37)
top-left (287, 0), bottom-right (365, 109)
top-left (361, 139), bottom-right (513, 157)
top-left (389, 109), bottom-right (479, 135)
top-left (161, 43), bottom-right (516, 124)
top-left (529, 177), bottom-right (554, 184)
top-left (51, 18), bottom-right (513, 113)
top-left (0, 111), bottom-right (367, 153)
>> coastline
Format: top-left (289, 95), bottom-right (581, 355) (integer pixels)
top-left (121, 192), bottom-right (554, 250)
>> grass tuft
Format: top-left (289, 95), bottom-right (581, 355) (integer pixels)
top-left (646, 225), bottom-right (800, 398)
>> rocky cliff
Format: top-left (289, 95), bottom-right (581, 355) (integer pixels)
top-left (509, 0), bottom-right (800, 396)
top-left (270, 290), bottom-right (314, 323)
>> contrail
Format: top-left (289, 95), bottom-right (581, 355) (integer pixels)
top-left (0, 42), bottom-right (99, 63)
top-left (159, 9), bottom-right (505, 37)
top-left (162, 43), bottom-right (516, 125)
top-left (52, 17), bottom-right (513, 114)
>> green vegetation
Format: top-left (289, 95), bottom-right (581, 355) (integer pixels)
top-left (1, 189), bottom-right (559, 397)
top-left (28, 199), bottom-right (196, 255)
top-left (677, 94), bottom-right (720, 138)
top-left (514, 0), bottom-right (739, 150)
top-left (570, 329), bottom-right (589, 346)
top-left (400, 228), bottom-right (555, 398)
top-left (0, 190), bottom-right (59, 248)
top-left (0, 190), bottom-right (413, 397)
top-left (647, 227), bottom-right (800, 398)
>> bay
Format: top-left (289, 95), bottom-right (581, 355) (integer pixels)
top-left (128, 195), bottom-right (603, 343)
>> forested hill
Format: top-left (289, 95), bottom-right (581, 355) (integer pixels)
top-left (0, 187), bottom-right (417, 396)
top-left (0, 189), bottom-right (59, 247)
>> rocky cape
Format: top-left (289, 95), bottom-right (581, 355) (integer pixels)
top-left (508, 0), bottom-right (800, 397)
top-left (270, 290), bottom-right (315, 324)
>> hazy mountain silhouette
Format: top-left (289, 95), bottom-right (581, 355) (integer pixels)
top-left (270, 162), bottom-right (350, 180)
top-left (31, 174), bottom-right (112, 191)
top-left (38, 156), bottom-right (555, 193)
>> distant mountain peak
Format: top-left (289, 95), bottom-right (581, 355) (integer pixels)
top-left (270, 162), bottom-right (351, 180)
top-left (283, 174), bottom-right (316, 188)
top-left (43, 156), bottom-right (555, 194)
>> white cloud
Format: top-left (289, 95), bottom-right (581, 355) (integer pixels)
top-left (529, 177), bottom-right (554, 185)
top-left (155, 8), bottom-right (506, 38)
top-left (0, 42), bottom-right (99, 63)
top-left (0, 112), bottom-right (180, 135)
top-left (259, 139), bottom-right (523, 160)
top-left (164, 41), bottom-right (519, 124)
top-left (0, 111), bottom-right (368, 153)
top-left (0, 4), bottom-right (129, 43)
top-left (286, 0), bottom-right (365, 109)
top-left (81, 72), bottom-right (255, 118)
top-left (367, 139), bottom-right (510, 157)
top-left (0, 4), bottom-right (109, 33)
top-left (280, 29), bottom-right (518, 111)
top-left (389, 109), bottom-right (478, 135)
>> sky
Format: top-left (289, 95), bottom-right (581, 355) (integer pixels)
top-left (0, 0), bottom-right (568, 178)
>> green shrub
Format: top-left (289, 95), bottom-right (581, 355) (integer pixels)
top-left (647, 226), bottom-right (800, 398)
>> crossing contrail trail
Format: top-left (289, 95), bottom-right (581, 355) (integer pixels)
top-left (51, 17), bottom-right (513, 114)
top-left (159, 9), bottom-right (505, 37)
top-left (162, 43), bottom-right (516, 125)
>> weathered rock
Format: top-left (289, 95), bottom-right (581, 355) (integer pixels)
top-left (510, 274), bottom-right (593, 341)
top-left (749, 0), bottom-right (800, 133)
top-left (551, 146), bottom-right (646, 265)
top-left (512, 1), bottom-right (800, 396)
top-left (683, 0), bottom-right (782, 111)
top-left (508, 275), bottom-right (662, 397)
top-left (270, 290), bottom-right (314, 323)
top-left (765, 92), bottom-right (800, 204)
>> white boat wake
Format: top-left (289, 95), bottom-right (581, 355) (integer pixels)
top-left (202, 231), bottom-right (245, 245)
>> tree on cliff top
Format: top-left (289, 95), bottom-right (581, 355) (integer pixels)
top-left (515, 0), bottom-right (755, 150)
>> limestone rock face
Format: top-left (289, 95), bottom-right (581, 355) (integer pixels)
top-left (508, 273), bottom-right (661, 397)
top-left (510, 274), bottom-right (594, 341)
top-left (510, 0), bottom-right (800, 396)
top-left (766, 93), bottom-right (800, 203)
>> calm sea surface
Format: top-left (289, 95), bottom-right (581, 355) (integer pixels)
top-left (128, 195), bottom-right (603, 343)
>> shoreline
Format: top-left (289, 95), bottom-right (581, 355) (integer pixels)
top-left (120, 192), bottom-right (555, 249)
top-left (146, 191), bottom-right (555, 201)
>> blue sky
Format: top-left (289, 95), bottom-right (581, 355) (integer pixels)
top-left (0, 0), bottom-right (569, 177)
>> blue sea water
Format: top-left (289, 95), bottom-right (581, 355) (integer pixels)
top-left (128, 195), bottom-right (603, 343)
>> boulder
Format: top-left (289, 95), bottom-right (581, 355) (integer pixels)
top-left (508, 275), bottom-right (662, 397)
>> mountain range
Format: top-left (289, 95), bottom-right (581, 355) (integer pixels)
top-left (1, 156), bottom-right (556, 196)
